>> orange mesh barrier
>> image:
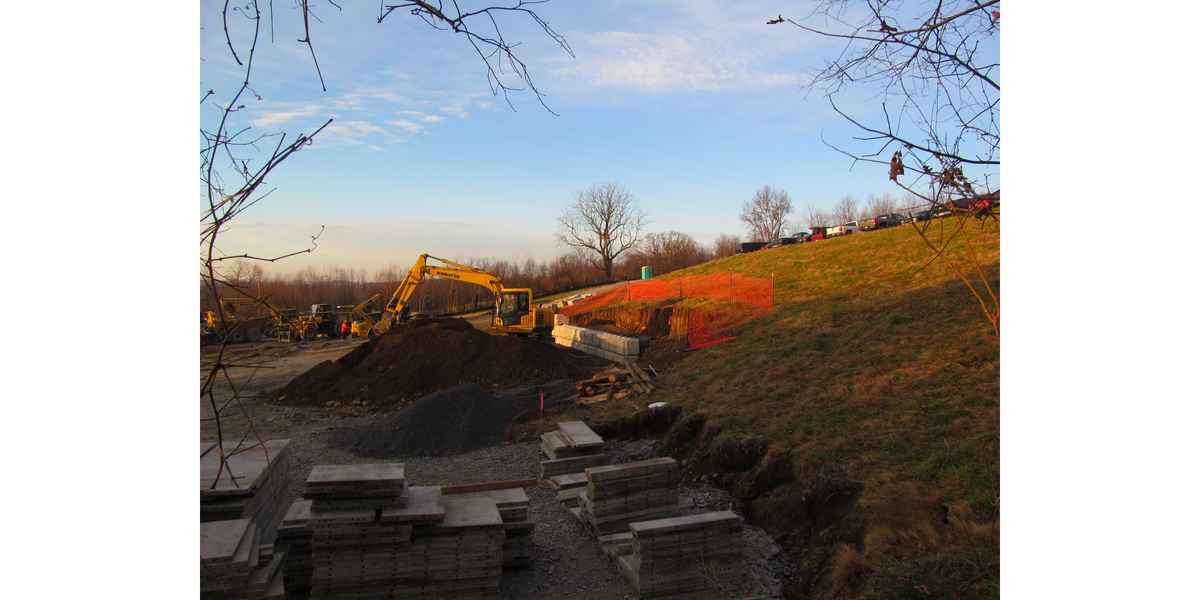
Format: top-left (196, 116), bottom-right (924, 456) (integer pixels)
top-left (556, 284), bottom-right (630, 316)
top-left (556, 273), bottom-right (773, 348)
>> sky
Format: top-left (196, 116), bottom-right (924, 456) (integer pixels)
top-left (200, 0), bottom-right (999, 276)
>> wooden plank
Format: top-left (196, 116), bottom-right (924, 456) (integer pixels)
top-left (440, 478), bottom-right (536, 495)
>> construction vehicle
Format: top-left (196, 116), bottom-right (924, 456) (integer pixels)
top-left (298, 303), bottom-right (350, 339)
top-left (217, 298), bottom-right (307, 342)
top-left (202, 309), bottom-right (274, 344)
top-left (373, 254), bottom-right (555, 336)
top-left (196, 312), bottom-right (218, 350)
top-left (346, 293), bottom-right (384, 338)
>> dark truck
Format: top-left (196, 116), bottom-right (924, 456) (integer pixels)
top-left (737, 242), bottom-right (770, 254)
top-left (859, 213), bottom-right (905, 231)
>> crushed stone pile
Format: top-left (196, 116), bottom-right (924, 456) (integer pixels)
top-left (268, 317), bottom-right (592, 411)
top-left (330, 381), bottom-right (576, 458)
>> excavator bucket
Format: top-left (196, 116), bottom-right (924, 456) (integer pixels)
top-left (373, 313), bottom-right (394, 336)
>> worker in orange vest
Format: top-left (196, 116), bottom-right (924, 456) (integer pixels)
top-left (340, 319), bottom-right (351, 340)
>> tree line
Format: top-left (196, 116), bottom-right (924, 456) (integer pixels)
top-left (204, 181), bottom-right (921, 320)
top-left (201, 236), bottom-right (735, 319)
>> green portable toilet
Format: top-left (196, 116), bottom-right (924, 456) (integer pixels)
top-left (641, 266), bottom-right (652, 280)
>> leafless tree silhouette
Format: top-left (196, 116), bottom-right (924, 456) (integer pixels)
top-left (740, 185), bottom-right (793, 242)
top-left (780, 1), bottom-right (1000, 333)
top-left (200, 0), bottom-right (572, 489)
top-left (555, 181), bottom-right (651, 280)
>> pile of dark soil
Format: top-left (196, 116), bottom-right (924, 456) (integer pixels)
top-left (268, 318), bottom-right (592, 411)
top-left (330, 380), bottom-right (576, 458)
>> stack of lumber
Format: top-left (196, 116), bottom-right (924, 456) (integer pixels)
top-left (200, 439), bottom-right (294, 545)
top-left (574, 457), bottom-right (682, 537)
top-left (200, 518), bottom-right (285, 599)
top-left (575, 362), bottom-right (656, 404)
top-left (540, 421), bottom-right (608, 478)
top-left (613, 511), bottom-right (744, 598)
top-left (443, 481), bottom-right (536, 568)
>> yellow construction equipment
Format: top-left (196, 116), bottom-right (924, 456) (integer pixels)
top-left (216, 298), bottom-right (305, 342)
top-left (374, 255), bottom-right (554, 336)
top-left (348, 293), bottom-right (384, 338)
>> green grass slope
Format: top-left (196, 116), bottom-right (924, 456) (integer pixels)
top-left (656, 218), bottom-right (999, 599)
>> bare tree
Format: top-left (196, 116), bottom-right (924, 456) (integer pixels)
top-left (630, 231), bottom-right (707, 276)
top-left (832, 195), bottom-right (859, 225)
top-left (865, 192), bottom-right (900, 216)
top-left (554, 181), bottom-right (651, 280)
top-left (740, 185), bottom-right (793, 242)
top-left (201, 0), bottom-right (572, 491)
top-left (712, 233), bottom-right (742, 259)
top-left (781, 1), bottom-right (999, 335)
top-left (783, 0), bottom-right (998, 208)
top-left (802, 203), bottom-right (831, 230)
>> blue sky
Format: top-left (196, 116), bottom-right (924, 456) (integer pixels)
top-left (201, 0), bottom-right (999, 274)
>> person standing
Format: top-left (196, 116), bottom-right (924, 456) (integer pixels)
top-left (340, 319), bottom-right (351, 340)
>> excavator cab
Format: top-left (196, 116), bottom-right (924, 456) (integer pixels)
top-left (496, 291), bottom-right (531, 327)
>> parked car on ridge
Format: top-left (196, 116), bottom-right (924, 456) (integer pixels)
top-left (828, 222), bottom-right (860, 237)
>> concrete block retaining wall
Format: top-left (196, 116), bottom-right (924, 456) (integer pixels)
top-left (552, 325), bottom-right (639, 362)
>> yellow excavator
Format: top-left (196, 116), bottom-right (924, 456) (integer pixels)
top-left (373, 254), bottom-right (555, 336)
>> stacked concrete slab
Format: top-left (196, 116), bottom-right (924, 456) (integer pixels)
top-left (200, 518), bottom-right (285, 599)
top-left (283, 464), bottom-right (509, 599)
top-left (303, 463), bottom-right (412, 598)
top-left (200, 439), bottom-right (293, 546)
top-left (571, 458), bottom-right (682, 537)
top-left (275, 499), bottom-right (315, 596)
top-left (400, 495), bottom-right (505, 598)
top-left (540, 421), bottom-right (608, 478)
top-left (448, 487), bottom-right (534, 568)
top-left (552, 324), bottom-right (640, 362)
top-left (613, 512), bottom-right (744, 598)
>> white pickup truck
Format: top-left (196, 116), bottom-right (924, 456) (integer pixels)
top-left (827, 222), bottom-right (860, 237)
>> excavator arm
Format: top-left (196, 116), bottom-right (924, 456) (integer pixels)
top-left (374, 254), bottom-right (506, 334)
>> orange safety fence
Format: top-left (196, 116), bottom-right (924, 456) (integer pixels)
top-left (556, 273), bottom-right (773, 348)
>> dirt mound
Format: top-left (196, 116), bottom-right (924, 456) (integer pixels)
top-left (268, 317), bottom-right (592, 411)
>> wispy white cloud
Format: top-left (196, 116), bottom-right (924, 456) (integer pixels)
top-left (440, 104), bottom-right (470, 118)
top-left (555, 30), bottom-right (800, 93)
top-left (396, 110), bottom-right (445, 122)
top-left (367, 145), bottom-right (385, 152)
top-left (318, 120), bottom-right (388, 145)
top-left (251, 104), bottom-right (326, 128)
top-left (386, 119), bottom-right (427, 134)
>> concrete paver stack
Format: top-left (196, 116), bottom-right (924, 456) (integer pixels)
top-left (277, 464), bottom-right (510, 599)
top-left (539, 421), bottom-right (608, 478)
top-left (447, 487), bottom-right (534, 568)
top-left (200, 439), bottom-right (294, 545)
top-left (200, 518), bottom-right (285, 599)
top-left (614, 512), bottom-right (745, 597)
top-left (275, 499), bottom-right (315, 596)
top-left (573, 457), bottom-right (682, 537)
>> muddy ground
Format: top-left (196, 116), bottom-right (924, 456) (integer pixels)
top-left (199, 322), bottom-right (799, 599)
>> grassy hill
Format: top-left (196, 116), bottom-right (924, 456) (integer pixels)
top-left (520, 217), bottom-right (1000, 599)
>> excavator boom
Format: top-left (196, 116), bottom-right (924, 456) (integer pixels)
top-left (373, 254), bottom-right (553, 336)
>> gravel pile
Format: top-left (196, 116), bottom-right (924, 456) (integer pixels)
top-left (330, 381), bottom-right (574, 459)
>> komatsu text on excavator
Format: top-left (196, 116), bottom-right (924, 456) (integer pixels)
top-left (373, 254), bottom-right (555, 336)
